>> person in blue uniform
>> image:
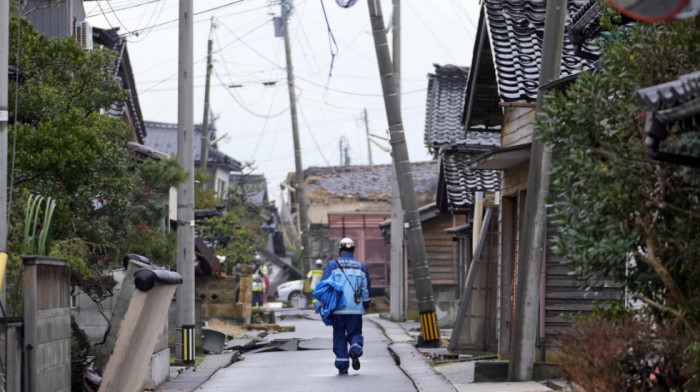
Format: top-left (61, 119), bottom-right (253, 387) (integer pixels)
top-left (319, 237), bottom-right (371, 375)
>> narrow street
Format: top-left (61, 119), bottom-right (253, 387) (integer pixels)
top-left (195, 309), bottom-right (416, 392)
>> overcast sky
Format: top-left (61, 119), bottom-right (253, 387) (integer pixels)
top-left (86, 0), bottom-right (480, 205)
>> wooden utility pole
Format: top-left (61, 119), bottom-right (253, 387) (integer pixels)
top-left (367, 0), bottom-right (439, 345)
top-left (281, 0), bottom-right (311, 275)
top-left (0, 0), bottom-right (9, 308)
top-left (389, 0), bottom-right (404, 322)
top-left (176, 0), bottom-right (196, 365)
top-left (508, 0), bottom-right (566, 381)
top-left (199, 17), bottom-right (214, 171)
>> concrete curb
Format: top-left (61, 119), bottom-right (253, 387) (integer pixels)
top-left (155, 353), bottom-right (233, 392)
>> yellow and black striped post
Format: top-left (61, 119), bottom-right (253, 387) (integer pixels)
top-left (0, 251), bottom-right (8, 292)
top-left (419, 311), bottom-right (440, 347)
top-left (182, 324), bottom-right (196, 364)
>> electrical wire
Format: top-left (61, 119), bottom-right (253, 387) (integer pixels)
top-left (214, 69), bottom-right (290, 119)
top-left (86, 0), bottom-right (161, 17)
top-left (104, 0), bottom-right (137, 36)
top-left (118, 0), bottom-right (250, 37)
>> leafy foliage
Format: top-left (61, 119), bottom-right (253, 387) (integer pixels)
top-left (538, 13), bottom-right (700, 323)
top-left (539, 7), bottom-right (700, 391)
top-left (198, 183), bottom-right (269, 273)
top-left (194, 168), bottom-right (220, 209)
top-left (5, 15), bottom-right (186, 313)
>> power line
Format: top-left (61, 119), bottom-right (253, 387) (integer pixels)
top-left (87, 0), bottom-right (161, 17)
top-left (404, 1), bottom-right (458, 64)
top-left (214, 69), bottom-right (290, 119)
top-left (116, 0), bottom-right (250, 37)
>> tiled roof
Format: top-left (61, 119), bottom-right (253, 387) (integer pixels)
top-left (635, 71), bottom-right (700, 167)
top-left (484, 0), bottom-right (597, 102)
top-left (635, 71), bottom-right (700, 113)
top-left (144, 121), bottom-right (242, 171)
top-left (93, 27), bottom-right (146, 143)
top-left (304, 161), bottom-right (439, 202)
top-left (424, 64), bottom-right (470, 153)
top-left (569, 0), bottom-right (602, 61)
top-left (440, 149), bottom-right (500, 209)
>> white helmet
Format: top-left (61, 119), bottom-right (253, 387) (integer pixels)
top-left (338, 237), bottom-right (355, 254)
top-left (315, 259), bottom-right (323, 266)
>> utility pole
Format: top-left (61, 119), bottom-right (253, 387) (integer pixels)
top-left (367, 0), bottom-right (439, 345)
top-left (389, 0), bottom-right (404, 322)
top-left (363, 108), bottom-right (373, 165)
top-left (338, 139), bottom-right (343, 166)
top-left (508, 0), bottom-right (566, 381)
top-left (199, 17), bottom-right (214, 172)
top-left (0, 0), bottom-right (9, 309)
top-left (176, 0), bottom-right (196, 365)
top-left (281, 0), bottom-right (311, 275)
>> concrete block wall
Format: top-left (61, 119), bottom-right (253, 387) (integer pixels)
top-left (23, 256), bottom-right (71, 392)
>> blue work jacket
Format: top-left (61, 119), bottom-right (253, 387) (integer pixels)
top-left (319, 251), bottom-right (371, 315)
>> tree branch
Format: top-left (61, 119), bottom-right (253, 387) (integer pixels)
top-left (633, 217), bottom-right (688, 308)
top-left (644, 199), bottom-right (700, 221)
top-left (631, 292), bottom-right (683, 318)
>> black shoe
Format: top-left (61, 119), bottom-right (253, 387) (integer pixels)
top-left (339, 369), bottom-right (348, 375)
top-left (350, 353), bottom-right (360, 370)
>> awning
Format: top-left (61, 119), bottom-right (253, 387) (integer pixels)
top-left (468, 143), bottom-right (531, 170)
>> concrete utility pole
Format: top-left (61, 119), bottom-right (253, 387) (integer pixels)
top-left (389, 0), bottom-right (405, 322)
top-left (363, 108), bottom-right (373, 165)
top-left (281, 0), bottom-right (311, 275)
top-left (199, 17), bottom-right (214, 172)
top-left (508, 0), bottom-right (567, 381)
top-left (176, 0), bottom-right (196, 365)
top-left (367, 0), bottom-right (439, 345)
top-left (0, 0), bottom-right (9, 309)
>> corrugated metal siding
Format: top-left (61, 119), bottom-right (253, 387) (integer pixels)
top-left (25, 0), bottom-right (73, 38)
top-left (328, 213), bottom-right (390, 290)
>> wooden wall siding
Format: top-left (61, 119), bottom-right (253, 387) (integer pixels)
top-left (501, 162), bottom-right (529, 197)
top-left (543, 218), bottom-right (622, 347)
top-left (453, 214), bottom-right (499, 352)
top-left (501, 106), bottom-right (535, 148)
top-left (36, 264), bottom-right (70, 310)
top-left (423, 215), bottom-right (463, 285)
top-left (498, 196), bottom-right (518, 357)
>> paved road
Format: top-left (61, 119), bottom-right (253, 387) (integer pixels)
top-left (157, 309), bottom-right (560, 392)
top-left (195, 310), bottom-right (416, 391)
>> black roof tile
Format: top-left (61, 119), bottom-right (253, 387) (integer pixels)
top-left (484, 0), bottom-right (597, 102)
top-left (440, 149), bottom-right (500, 209)
top-left (424, 65), bottom-right (470, 152)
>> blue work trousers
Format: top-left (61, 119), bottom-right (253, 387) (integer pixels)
top-left (330, 314), bottom-right (364, 371)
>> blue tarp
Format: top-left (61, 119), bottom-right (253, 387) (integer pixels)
top-left (313, 279), bottom-right (346, 326)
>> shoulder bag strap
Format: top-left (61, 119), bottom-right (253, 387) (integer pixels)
top-left (335, 259), bottom-right (358, 292)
